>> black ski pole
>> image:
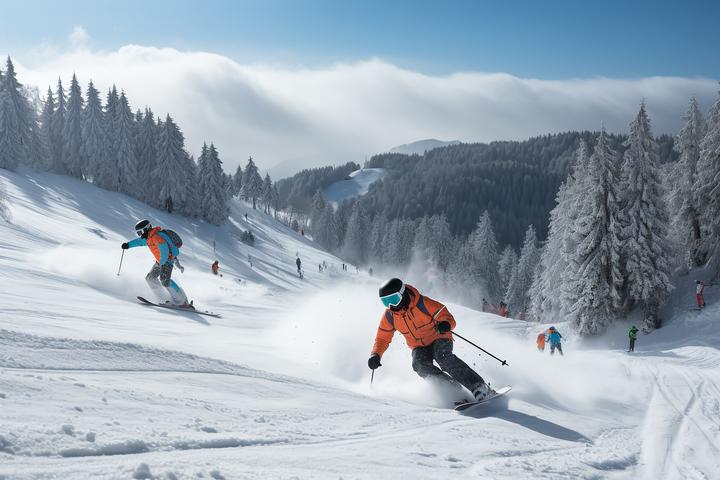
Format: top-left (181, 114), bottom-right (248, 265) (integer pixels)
top-left (451, 330), bottom-right (509, 366)
top-left (116, 250), bottom-right (125, 276)
top-left (370, 369), bottom-right (375, 386)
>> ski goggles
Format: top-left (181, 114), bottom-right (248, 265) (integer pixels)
top-left (380, 285), bottom-right (405, 308)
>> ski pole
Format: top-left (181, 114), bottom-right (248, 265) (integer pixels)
top-left (116, 250), bottom-right (125, 276)
top-left (371, 369), bottom-right (375, 386)
top-left (451, 330), bottom-right (509, 366)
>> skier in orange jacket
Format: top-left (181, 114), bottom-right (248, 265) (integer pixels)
top-left (368, 278), bottom-right (493, 401)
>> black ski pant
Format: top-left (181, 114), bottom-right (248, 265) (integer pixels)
top-left (411, 339), bottom-right (484, 392)
top-left (629, 338), bottom-right (636, 352)
top-left (550, 343), bottom-right (563, 356)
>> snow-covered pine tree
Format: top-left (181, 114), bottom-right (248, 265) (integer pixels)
top-left (619, 103), bottom-right (672, 329)
top-left (241, 156), bottom-right (263, 209)
top-left (383, 218), bottom-right (416, 266)
top-left (310, 189), bottom-right (326, 234)
top-left (114, 91), bottom-right (139, 195)
top-left (179, 153), bottom-right (199, 217)
top-left (498, 245), bottom-right (518, 299)
top-left (153, 114), bottom-right (191, 213)
top-left (669, 98), bottom-right (706, 268)
top-left (564, 129), bottom-right (624, 335)
top-left (530, 141), bottom-right (590, 320)
top-left (0, 57), bottom-right (33, 171)
top-left (468, 211), bottom-right (502, 303)
top-left (229, 165), bottom-right (242, 198)
top-left (413, 215), bottom-right (452, 271)
top-left (39, 87), bottom-right (57, 171)
top-left (135, 108), bottom-right (158, 202)
top-left (505, 225), bottom-right (540, 315)
top-left (62, 74), bottom-right (84, 178)
top-left (261, 173), bottom-right (273, 214)
top-left (343, 202), bottom-right (370, 264)
top-left (368, 213), bottom-right (388, 263)
top-left (316, 203), bottom-right (340, 252)
top-left (696, 91), bottom-right (720, 275)
top-left (81, 81), bottom-right (113, 187)
top-left (197, 142), bottom-right (229, 225)
top-left (0, 178), bottom-right (11, 221)
top-left (48, 79), bottom-right (67, 173)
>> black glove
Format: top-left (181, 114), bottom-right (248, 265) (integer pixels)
top-left (437, 321), bottom-right (452, 334)
top-left (368, 354), bottom-right (382, 370)
top-left (121, 242), bottom-right (129, 250)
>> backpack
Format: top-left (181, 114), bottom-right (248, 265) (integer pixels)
top-left (162, 229), bottom-right (183, 249)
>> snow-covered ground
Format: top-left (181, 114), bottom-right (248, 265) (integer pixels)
top-left (322, 168), bottom-right (385, 205)
top-left (1, 168), bottom-right (719, 479)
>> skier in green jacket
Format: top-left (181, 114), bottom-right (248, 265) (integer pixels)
top-left (628, 325), bottom-right (639, 352)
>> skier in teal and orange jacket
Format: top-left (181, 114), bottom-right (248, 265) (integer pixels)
top-left (546, 326), bottom-right (563, 356)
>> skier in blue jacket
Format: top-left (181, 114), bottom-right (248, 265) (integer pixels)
top-left (546, 326), bottom-right (563, 356)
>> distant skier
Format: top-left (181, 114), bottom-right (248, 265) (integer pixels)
top-left (628, 325), bottom-right (639, 352)
top-left (536, 332), bottom-right (546, 352)
top-left (482, 298), bottom-right (490, 312)
top-left (696, 280), bottom-right (706, 309)
top-left (211, 260), bottom-right (222, 277)
top-left (547, 326), bottom-right (563, 356)
top-left (498, 302), bottom-right (509, 317)
top-left (121, 219), bottom-right (191, 307)
top-left (367, 278), bottom-right (495, 402)
top-left (296, 257), bottom-right (302, 278)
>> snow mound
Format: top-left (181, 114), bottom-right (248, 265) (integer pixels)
top-left (323, 168), bottom-right (385, 204)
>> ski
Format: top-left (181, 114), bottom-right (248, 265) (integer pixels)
top-left (454, 386), bottom-right (512, 411)
top-left (137, 296), bottom-right (221, 318)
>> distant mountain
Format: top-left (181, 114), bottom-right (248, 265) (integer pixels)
top-left (389, 139), bottom-right (461, 155)
top-left (323, 168), bottom-right (386, 205)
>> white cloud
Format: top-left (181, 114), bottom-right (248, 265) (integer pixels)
top-left (68, 26), bottom-right (90, 47)
top-left (13, 45), bottom-right (719, 177)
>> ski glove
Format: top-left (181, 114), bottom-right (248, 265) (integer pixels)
top-left (368, 354), bottom-right (382, 370)
top-left (437, 321), bottom-right (452, 334)
top-left (121, 242), bottom-right (129, 250)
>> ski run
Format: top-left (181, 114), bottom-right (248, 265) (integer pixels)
top-left (2, 168), bottom-right (720, 479)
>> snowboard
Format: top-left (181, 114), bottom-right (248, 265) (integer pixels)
top-left (137, 296), bottom-right (221, 318)
top-left (454, 386), bottom-right (512, 411)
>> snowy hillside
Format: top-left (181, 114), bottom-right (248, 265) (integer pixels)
top-left (322, 168), bottom-right (385, 205)
top-left (1, 169), bottom-right (720, 479)
top-left (389, 139), bottom-right (461, 155)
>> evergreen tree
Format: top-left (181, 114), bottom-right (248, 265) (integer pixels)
top-left (498, 245), bottom-right (518, 299)
top-left (197, 142), bottom-right (229, 225)
top-left (153, 114), bottom-right (190, 211)
top-left (114, 91), bottom-right (139, 195)
top-left (564, 129), bottom-right (624, 335)
top-left (343, 202), bottom-right (370, 264)
top-left (241, 156), bottom-right (263, 209)
top-left (0, 57), bottom-right (33, 170)
top-left (310, 189), bottom-right (326, 234)
top-left (505, 225), bottom-right (540, 315)
top-left (49, 78), bottom-right (66, 173)
top-left (232, 164), bottom-right (243, 197)
top-left (62, 74), bottom-right (84, 178)
top-left (468, 211), bottom-right (502, 303)
top-left (81, 81), bottom-right (112, 187)
top-left (39, 87), bottom-right (56, 171)
top-left (696, 91), bottom-right (720, 275)
top-left (262, 173), bottom-right (273, 214)
top-left (316, 204), bottom-right (340, 251)
top-left (135, 108), bottom-right (158, 202)
top-left (368, 213), bottom-right (388, 263)
top-left (619, 103), bottom-right (672, 329)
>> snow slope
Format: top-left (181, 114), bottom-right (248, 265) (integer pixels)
top-left (1, 168), bottom-right (720, 479)
top-left (322, 168), bottom-right (385, 205)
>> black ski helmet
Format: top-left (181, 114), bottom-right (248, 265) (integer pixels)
top-left (135, 219), bottom-right (152, 237)
top-left (379, 278), bottom-right (404, 298)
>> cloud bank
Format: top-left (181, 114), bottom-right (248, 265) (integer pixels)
top-left (13, 44), bottom-right (719, 177)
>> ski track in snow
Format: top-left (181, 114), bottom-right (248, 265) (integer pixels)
top-left (1, 168), bottom-right (720, 479)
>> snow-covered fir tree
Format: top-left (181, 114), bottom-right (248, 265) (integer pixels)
top-left (153, 114), bottom-right (191, 212)
top-left (467, 211), bottom-right (502, 303)
top-left (498, 245), bottom-right (518, 299)
top-left (0, 57), bottom-right (33, 170)
top-left (261, 173), bottom-right (273, 214)
top-left (315, 204), bottom-right (340, 251)
top-left (368, 213), bottom-right (388, 264)
top-left (505, 225), bottom-right (540, 315)
top-left (669, 98), bottom-right (706, 268)
top-left (383, 219), bottom-right (416, 266)
top-left (343, 202), bottom-right (370, 264)
top-left (39, 87), bottom-right (57, 172)
top-left (49, 78), bottom-right (66, 173)
top-left (310, 189), bottom-right (325, 233)
top-left (135, 108), bottom-right (158, 202)
top-left (62, 74), bottom-right (84, 178)
top-left (114, 91), bottom-right (139, 195)
top-left (241, 156), bottom-right (263, 209)
top-left (232, 164), bottom-right (243, 197)
top-left (81, 81), bottom-right (112, 187)
top-left (413, 215), bottom-right (453, 271)
top-left (619, 103), bottom-right (672, 329)
top-left (197, 142), bottom-right (229, 225)
top-left (564, 129), bottom-right (624, 335)
top-left (695, 91), bottom-right (720, 274)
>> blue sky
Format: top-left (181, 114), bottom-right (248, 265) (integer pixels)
top-left (2, 0), bottom-right (718, 78)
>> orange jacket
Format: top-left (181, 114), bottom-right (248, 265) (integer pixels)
top-left (145, 227), bottom-right (174, 264)
top-left (371, 285), bottom-right (456, 356)
top-left (211, 263), bottom-right (219, 275)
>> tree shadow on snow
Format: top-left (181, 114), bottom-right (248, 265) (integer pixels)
top-left (464, 399), bottom-right (591, 444)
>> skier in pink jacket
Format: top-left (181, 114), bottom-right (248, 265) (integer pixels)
top-left (696, 280), bottom-right (706, 309)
